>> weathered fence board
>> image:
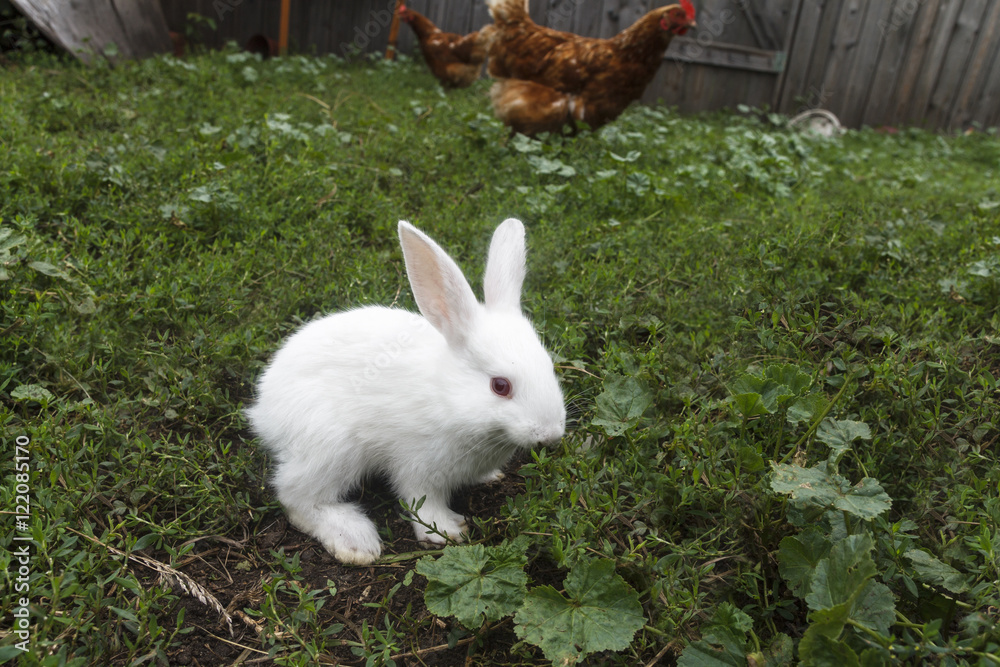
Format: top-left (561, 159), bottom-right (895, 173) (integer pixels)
top-left (906, 0), bottom-right (962, 126)
top-left (860, 0), bottom-right (918, 127)
top-left (889, 0), bottom-right (940, 123)
top-left (972, 27), bottom-right (1000, 128)
top-left (156, 0), bottom-right (1000, 130)
top-left (13, 0), bottom-right (172, 62)
top-left (951, 2), bottom-right (1000, 128)
top-left (774, 0), bottom-right (820, 111)
top-left (837, 2), bottom-right (886, 128)
top-left (924, 0), bottom-right (986, 129)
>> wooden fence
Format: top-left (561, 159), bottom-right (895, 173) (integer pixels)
top-left (158, 0), bottom-right (1000, 130)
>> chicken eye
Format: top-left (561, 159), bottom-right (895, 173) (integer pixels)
top-left (491, 377), bottom-right (512, 398)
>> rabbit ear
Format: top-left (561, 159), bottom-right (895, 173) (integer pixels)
top-left (398, 221), bottom-right (479, 348)
top-left (484, 218), bottom-right (526, 312)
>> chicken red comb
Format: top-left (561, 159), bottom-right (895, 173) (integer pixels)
top-left (681, 0), bottom-right (695, 20)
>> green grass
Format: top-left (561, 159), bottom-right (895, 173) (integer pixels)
top-left (1, 45), bottom-right (998, 665)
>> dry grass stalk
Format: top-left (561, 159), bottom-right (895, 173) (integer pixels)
top-left (68, 528), bottom-right (236, 636)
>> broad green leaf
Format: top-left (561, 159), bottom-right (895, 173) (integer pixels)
top-left (799, 604), bottom-right (858, 667)
top-left (609, 150), bottom-right (641, 163)
top-left (786, 393), bottom-right (828, 424)
top-left (679, 633), bottom-right (750, 666)
top-left (28, 260), bottom-right (70, 280)
top-left (806, 534), bottom-right (877, 611)
top-left (852, 580), bottom-right (894, 636)
top-left (677, 602), bottom-right (751, 667)
top-left (762, 632), bottom-right (794, 666)
top-left (416, 542), bottom-right (527, 628)
top-left (592, 373), bottom-right (653, 437)
top-left (777, 530), bottom-right (832, 597)
top-left (159, 202), bottom-right (189, 219)
top-left (626, 172), bottom-right (651, 196)
top-left (736, 444), bottom-right (765, 473)
top-left (799, 620), bottom-right (859, 667)
top-left (132, 533), bottom-right (160, 551)
top-left (770, 462), bottom-right (891, 520)
top-left (968, 259), bottom-right (996, 277)
top-left (816, 418), bottom-right (872, 444)
top-left (762, 383), bottom-right (795, 410)
top-left (728, 375), bottom-right (763, 397)
top-left (859, 648), bottom-right (892, 667)
top-left (514, 559), bottom-right (645, 666)
top-left (511, 133), bottom-right (542, 153)
top-left (189, 186), bottom-right (213, 203)
top-left (764, 364), bottom-right (812, 395)
top-left (733, 392), bottom-right (771, 418)
top-left (11, 384), bottom-right (55, 404)
top-left (822, 508), bottom-right (851, 542)
top-left (0, 228), bottom-right (27, 254)
top-left (816, 419), bottom-right (871, 465)
top-left (0, 645), bottom-right (26, 661)
top-left (804, 535), bottom-right (894, 636)
top-left (771, 462), bottom-right (842, 507)
top-left (527, 155), bottom-right (576, 177)
top-left (731, 374), bottom-right (793, 411)
top-left (833, 477), bottom-right (892, 520)
top-left (72, 296), bottom-right (98, 314)
top-left (806, 603), bottom-right (850, 638)
top-left (713, 602), bottom-right (753, 634)
top-left (905, 549), bottom-right (969, 594)
top-left (110, 606), bottom-right (140, 624)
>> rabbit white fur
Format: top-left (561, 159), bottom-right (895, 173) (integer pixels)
top-left (246, 219), bottom-right (566, 564)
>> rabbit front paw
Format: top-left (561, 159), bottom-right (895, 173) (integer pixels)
top-left (325, 528), bottom-right (382, 565)
top-left (411, 509), bottom-right (468, 545)
top-left (312, 504), bottom-right (383, 565)
top-left (478, 469), bottom-right (505, 484)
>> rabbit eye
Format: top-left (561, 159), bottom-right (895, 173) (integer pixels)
top-left (491, 377), bottom-right (512, 398)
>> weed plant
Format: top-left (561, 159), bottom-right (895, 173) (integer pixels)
top-left (1, 46), bottom-right (998, 665)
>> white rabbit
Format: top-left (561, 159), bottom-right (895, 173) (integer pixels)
top-left (246, 219), bottom-right (566, 565)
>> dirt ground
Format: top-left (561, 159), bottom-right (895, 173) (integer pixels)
top-left (134, 453), bottom-right (563, 666)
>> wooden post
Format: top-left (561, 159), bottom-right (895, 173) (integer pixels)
top-left (279, 0), bottom-right (291, 56)
top-left (385, 0), bottom-right (403, 60)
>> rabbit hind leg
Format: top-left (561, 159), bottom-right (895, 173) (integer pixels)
top-left (273, 465), bottom-right (382, 564)
top-left (280, 497), bottom-right (381, 564)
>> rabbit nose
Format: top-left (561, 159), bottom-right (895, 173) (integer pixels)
top-left (535, 426), bottom-right (565, 446)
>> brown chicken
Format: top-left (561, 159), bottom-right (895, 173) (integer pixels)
top-left (486, 0), bottom-right (696, 135)
top-left (399, 5), bottom-right (495, 88)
